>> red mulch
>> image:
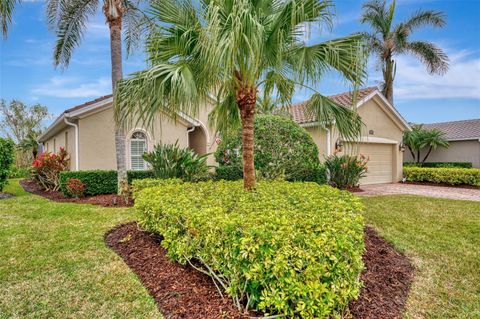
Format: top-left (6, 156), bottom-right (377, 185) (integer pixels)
top-left (20, 179), bottom-right (132, 207)
top-left (404, 181), bottom-right (480, 190)
top-left (106, 222), bottom-right (414, 319)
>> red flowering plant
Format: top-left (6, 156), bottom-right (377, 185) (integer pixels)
top-left (32, 147), bottom-right (70, 191)
top-left (65, 178), bottom-right (86, 198)
top-left (324, 153), bottom-right (369, 189)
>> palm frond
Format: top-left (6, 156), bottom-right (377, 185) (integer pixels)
top-left (208, 92), bottom-right (241, 135)
top-left (403, 9), bottom-right (446, 32)
top-left (361, 0), bottom-right (388, 35)
top-left (52, 0), bottom-right (99, 68)
top-left (306, 93), bottom-right (363, 141)
top-left (0, 0), bottom-right (19, 38)
top-left (406, 41), bottom-right (449, 75)
top-left (123, 0), bottom-right (154, 57)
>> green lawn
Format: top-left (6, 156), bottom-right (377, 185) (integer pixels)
top-left (1, 180), bottom-right (479, 318)
top-left (362, 195), bottom-right (480, 319)
top-left (0, 180), bottom-right (159, 319)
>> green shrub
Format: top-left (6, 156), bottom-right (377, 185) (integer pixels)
top-left (215, 165), bottom-right (243, 180)
top-left (215, 115), bottom-right (322, 182)
top-left (403, 167), bottom-right (480, 186)
top-left (325, 154), bottom-right (368, 189)
top-left (404, 162), bottom-right (473, 169)
top-left (8, 166), bottom-right (30, 178)
top-left (143, 141), bottom-right (210, 181)
top-left (0, 138), bottom-right (15, 191)
top-left (59, 170), bottom-right (155, 196)
top-left (136, 180), bottom-right (365, 318)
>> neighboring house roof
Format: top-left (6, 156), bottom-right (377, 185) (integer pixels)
top-left (423, 119), bottom-right (480, 141)
top-left (288, 87), bottom-right (410, 131)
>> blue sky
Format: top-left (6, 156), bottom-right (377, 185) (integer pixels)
top-left (0, 0), bottom-right (479, 127)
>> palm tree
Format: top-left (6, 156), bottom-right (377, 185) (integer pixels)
top-left (18, 131), bottom-right (40, 159)
top-left (403, 124), bottom-right (449, 164)
top-left (361, 0), bottom-right (449, 103)
top-left (115, 0), bottom-right (366, 190)
top-left (46, 0), bottom-right (149, 192)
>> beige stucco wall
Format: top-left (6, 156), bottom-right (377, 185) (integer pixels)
top-left (403, 140), bottom-right (480, 168)
top-left (330, 96), bottom-right (405, 182)
top-left (305, 126), bottom-right (329, 159)
top-left (42, 125), bottom-right (76, 171)
top-left (55, 102), bottom-right (219, 171)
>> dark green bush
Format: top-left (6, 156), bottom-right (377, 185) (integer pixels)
top-left (215, 115), bottom-right (322, 182)
top-left (403, 167), bottom-right (480, 186)
top-left (0, 138), bottom-right (15, 191)
top-left (325, 154), bottom-right (368, 189)
top-left (215, 165), bottom-right (243, 180)
top-left (404, 162), bottom-right (473, 169)
top-left (59, 170), bottom-right (155, 196)
top-left (143, 141), bottom-right (210, 181)
top-left (135, 179), bottom-right (364, 318)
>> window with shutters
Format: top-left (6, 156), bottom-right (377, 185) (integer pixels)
top-left (130, 131), bottom-right (147, 170)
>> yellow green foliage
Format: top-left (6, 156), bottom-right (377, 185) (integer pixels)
top-left (404, 167), bottom-right (480, 186)
top-left (134, 179), bottom-right (365, 318)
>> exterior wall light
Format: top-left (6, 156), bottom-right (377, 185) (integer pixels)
top-left (399, 142), bottom-right (406, 152)
top-left (335, 139), bottom-right (344, 152)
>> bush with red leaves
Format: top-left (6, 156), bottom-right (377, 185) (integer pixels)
top-left (32, 148), bottom-right (70, 191)
top-left (65, 178), bottom-right (86, 198)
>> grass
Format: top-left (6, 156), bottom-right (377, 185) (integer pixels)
top-left (0, 180), bottom-right (159, 319)
top-left (1, 179), bottom-right (479, 318)
top-left (362, 195), bottom-right (480, 319)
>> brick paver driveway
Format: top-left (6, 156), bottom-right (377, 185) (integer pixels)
top-left (358, 183), bottom-right (480, 201)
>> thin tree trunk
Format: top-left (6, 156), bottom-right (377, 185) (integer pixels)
top-left (236, 86), bottom-right (256, 190)
top-left (408, 146), bottom-right (416, 162)
top-left (422, 146), bottom-right (433, 163)
top-left (417, 149), bottom-right (421, 164)
top-left (105, 0), bottom-right (127, 194)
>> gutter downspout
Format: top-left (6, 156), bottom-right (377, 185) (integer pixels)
top-left (326, 127), bottom-right (331, 156)
top-left (187, 126), bottom-right (195, 147)
top-left (64, 117), bottom-right (79, 171)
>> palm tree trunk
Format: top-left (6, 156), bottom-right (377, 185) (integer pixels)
top-left (408, 146), bottom-right (416, 162)
top-left (422, 146), bottom-right (433, 163)
top-left (382, 58), bottom-right (395, 104)
top-left (236, 86), bottom-right (256, 190)
top-left (417, 149), bottom-right (421, 164)
top-left (105, 0), bottom-right (127, 194)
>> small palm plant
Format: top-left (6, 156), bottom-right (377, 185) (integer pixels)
top-left (115, 0), bottom-right (367, 190)
top-left (403, 125), bottom-right (449, 164)
top-left (361, 0), bottom-right (449, 103)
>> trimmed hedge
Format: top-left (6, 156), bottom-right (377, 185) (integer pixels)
top-left (404, 162), bottom-right (473, 169)
top-left (215, 164), bottom-right (243, 181)
top-left (59, 170), bottom-right (155, 196)
top-left (135, 179), bottom-right (364, 318)
top-left (403, 167), bottom-right (480, 186)
top-left (0, 138), bottom-right (14, 191)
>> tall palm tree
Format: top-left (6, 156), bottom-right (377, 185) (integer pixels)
top-left (115, 0), bottom-right (366, 190)
top-left (46, 0), bottom-right (149, 192)
top-left (361, 0), bottom-right (449, 103)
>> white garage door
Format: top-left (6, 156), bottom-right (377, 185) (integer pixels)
top-left (346, 143), bottom-right (393, 185)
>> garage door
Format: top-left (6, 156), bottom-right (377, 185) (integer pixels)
top-left (346, 143), bottom-right (393, 185)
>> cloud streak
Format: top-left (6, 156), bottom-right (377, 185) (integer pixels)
top-left (31, 76), bottom-right (111, 98)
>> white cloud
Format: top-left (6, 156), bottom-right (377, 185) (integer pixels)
top-left (31, 76), bottom-right (111, 98)
top-left (392, 49), bottom-right (480, 100)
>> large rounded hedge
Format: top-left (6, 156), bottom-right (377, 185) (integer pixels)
top-left (134, 179), bottom-right (365, 318)
top-left (0, 138), bottom-right (14, 192)
top-left (215, 115), bottom-right (324, 182)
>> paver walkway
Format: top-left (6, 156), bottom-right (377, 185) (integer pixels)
top-left (358, 183), bottom-right (480, 201)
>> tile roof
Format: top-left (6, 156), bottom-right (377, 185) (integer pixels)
top-left (423, 119), bottom-right (480, 141)
top-left (65, 94), bottom-right (113, 113)
top-left (288, 87), bottom-right (378, 124)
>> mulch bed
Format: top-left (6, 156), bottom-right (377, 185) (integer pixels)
top-left (20, 179), bottom-right (132, 207)
top-left (106, 222), bottom-right (414, 319)
top-left (0, 192), bottom-right (14, 199)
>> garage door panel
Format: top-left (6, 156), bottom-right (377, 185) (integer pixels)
top-left (345, 143), bottom-right (393, 185)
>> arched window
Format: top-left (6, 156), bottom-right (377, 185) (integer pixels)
top-left (130, 131), bottom-right (147, 170)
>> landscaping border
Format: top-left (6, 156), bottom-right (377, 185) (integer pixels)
top-left (106, 222), bottom-right (414, 319)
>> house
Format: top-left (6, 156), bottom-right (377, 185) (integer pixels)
top-left (289, 87), bottom-right (411, 184)
top-left (38, 87), bottom-right (411, 185)
top-left (403, 119), bottom-right (480, 168)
